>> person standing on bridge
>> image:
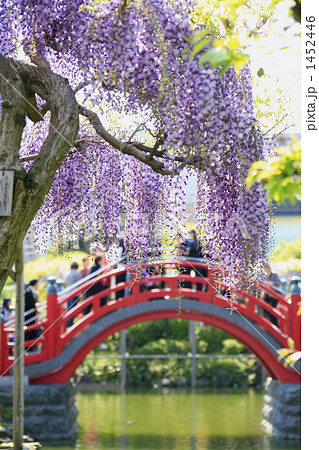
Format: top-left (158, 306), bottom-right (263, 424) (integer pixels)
top-left (80, 257), bottom-right (90, 278)
top-left (115, 238), bottom-right (127, 300)
top-left (83, 256), bottom-right (107, 314)
top-left (25, 279), bottom-right (40, 351)
top-left (261, 263), bottom-right (282, 327)
top-left (185, 230), bottom-right (202, 259)
top-left (66, 262), bottom-right (82, 327)
top-left (185, 230), bottom-right (206, 290)
top-left (1, 298), bottom-right (13, 323)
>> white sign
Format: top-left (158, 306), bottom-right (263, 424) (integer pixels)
top-left (0, 170), bottom-right (14, 216)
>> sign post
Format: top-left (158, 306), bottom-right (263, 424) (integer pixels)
top-left (0, 170), bottom-right (14, 216)
top-left (13, 245), bottom-right (25, 450)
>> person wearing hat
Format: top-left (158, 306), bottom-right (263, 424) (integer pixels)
top-left (25, 279), bottom-right (39, 351)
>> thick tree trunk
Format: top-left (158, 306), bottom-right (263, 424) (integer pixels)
top-left (0, 54), bottom-right (79, 292)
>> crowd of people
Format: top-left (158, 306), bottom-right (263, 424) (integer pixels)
top-left (65, 240), bottom-right (126, 325)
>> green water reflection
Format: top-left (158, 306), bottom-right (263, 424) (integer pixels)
top-left (42, 388), bottom-right (300, 450)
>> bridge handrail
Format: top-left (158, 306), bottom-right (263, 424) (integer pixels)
top-left (58, 256), bottom-right (127, 298)
top-left (55, 261), bottom-right (294, 335)
top-left (4, 304), bottom-right (47, 328)
top-left (54, 258), bottom-right (295, 336)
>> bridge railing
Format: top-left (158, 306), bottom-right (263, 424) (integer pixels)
top-left (0, 259), bottom-right (301, 376)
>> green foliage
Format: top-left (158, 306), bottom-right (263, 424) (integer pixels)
top-left (0, 404), bottom-right (13, 426)
top-left (190, 0), bottom-right (287, 75)
top-left (189, 0), bottom-right (300, 134)
top-left (0, 282), bottom-right (15, 302)
top-left (28, 250), bottom-right (89, 301)
top-left (246, 135), bottom-right (301, 205)
top-left (126, 359), bottom-right (155, 386)
top-left (1, 249), bottom-right (89, 303)
top-left (127, 319), bottom-right (188, 349)
top-left (137, 338), bottom-right (190, 355)
top-left (197, 339), bottom-right (209, 353)
top-left (101, 322), bottom-right (239, 356)
top-left (75, 354), bottom-right (260, 387)
top-left (197, 357), bottom-right (252, 385)
top-left (272, 238), bottom-right (301, 262)
top-left (75, 357), bottom-right (121, 384)
top-left (24, 250), bottom-right (89, 282)
top-left (196, 325), bottom-right (233, 353)
top-left (221, 339), bottom-right (245, 355)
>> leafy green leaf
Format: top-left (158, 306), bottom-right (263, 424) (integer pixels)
top-left (191, 38), bottom-right (212, 57)
top-left (199, 47), bottom-right (229, 68)
top-left (246, 135), bottom-right (301, 205)
top-left (224, 0), bottom-right (247, 9)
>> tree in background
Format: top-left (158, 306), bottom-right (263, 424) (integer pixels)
top-left (246, 135), bottom-right (301, 205)
top-left (0, 0), bottom-right (293, 293)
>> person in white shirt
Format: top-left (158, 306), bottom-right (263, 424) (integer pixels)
top-left (66, 262), bottom-right (82, 327)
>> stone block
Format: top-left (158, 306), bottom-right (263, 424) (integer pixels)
top-left (262, 377), bottom-right (301, 440)
top-left (261, 418), bottom-right (301, 440)
top-left (24, 403), bottom-right (67, 417)
top-left (263, 394), bottom-right (301, 416)
top-left (0, 383), bottom-right (78, 442)
top-left (263, 378), bottom-right (301, 405)
top-left (262, 404), bottom-right (300, 433)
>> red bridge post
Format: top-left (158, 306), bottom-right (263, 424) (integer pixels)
top-left (290, 278), bottom-right (301, 351)
top-left (0, 321), bottom-right (5, 375)
top-left (46, 276), bottom-right (59, 359)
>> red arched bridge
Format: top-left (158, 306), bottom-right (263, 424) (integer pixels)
top-left (1, 259), bottom-right (301, 384)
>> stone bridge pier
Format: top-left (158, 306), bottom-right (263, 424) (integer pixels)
top-left (0, 378), bottom-right (78, 442)
top-left (262, 377), bottom-right (301, 440)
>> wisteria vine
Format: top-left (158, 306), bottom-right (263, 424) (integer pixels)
top-left (1, 0), bottom-right (272, 285)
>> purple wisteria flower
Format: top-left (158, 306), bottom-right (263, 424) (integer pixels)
top-left (2, 0), bottom-right (272, 285)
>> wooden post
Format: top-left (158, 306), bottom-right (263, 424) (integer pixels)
top-left (120, 329), bottom-right (126, 389)
top-left (13, 245), bottom-right (24, 450)
top-left (189, 320), bottom-right (197, 388)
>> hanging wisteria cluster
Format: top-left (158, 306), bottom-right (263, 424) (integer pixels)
top-left (122, 155), bottom-right (164, 261)
top-left (1, 0), bottom-right (272, 284)
top-left (195, 67), bottom-right (270, 284)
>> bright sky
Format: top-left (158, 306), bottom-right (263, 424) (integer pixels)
top-left (247, 1), bottom-right (301, 134)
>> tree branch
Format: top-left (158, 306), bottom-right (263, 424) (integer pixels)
top-left (11, 56), bottom-right (79, 189)
top-left (0, 53), bottom-right (79, 291)
top-left (79, 105), bottom-right (174, 175)
top-left (0, 54), bottom-right (27, 171)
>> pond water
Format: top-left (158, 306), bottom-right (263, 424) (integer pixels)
top-left (42, 388), bottom-right (300, 450)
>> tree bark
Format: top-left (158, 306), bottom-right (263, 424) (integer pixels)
top-left (0, 54), bottom-right (79, 292)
